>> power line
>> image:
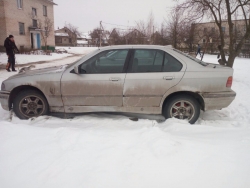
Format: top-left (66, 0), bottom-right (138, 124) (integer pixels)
top-left (102, 21), bottom-right (135, 28)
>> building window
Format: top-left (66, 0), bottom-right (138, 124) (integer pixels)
top-left (43, 5), bottom-right (47, 16)
top-left (204, 28), bottom-right (207, 33)
top-left (19, 22), bottom-right (25, 35)
top-left (32, 8), bottom-right (37, 16)
top-left (203, 39), bottom-right (206, 43)
top-left (211, 27), bottom-right (215, 32)
top-left (55, 37), bottom-right (62, 43)
top-left (17, 0), bottom-right (23, 9)
top-left (222, 27), bottom-right (226, 33)
top-left (32, 19), bottom-right (37, 28)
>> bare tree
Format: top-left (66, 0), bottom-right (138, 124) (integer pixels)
top-left (38, 17), bottom-right (53, 51)
top-left (175, 0), bottom-right (250, 67)
top-left (147, 11), bottom-right (155, 43)
top-left (90, 28), bottom-right (101, 46)
top-left (135, 11), bottom-right (156, 44)
top-left (165, 10), bottom-right (191, 49)
top-left (65, 23), bottom-right (82, 46)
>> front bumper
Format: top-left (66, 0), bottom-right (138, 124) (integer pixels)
top-left (202, 90), bottom-right (236, 111)
top-left (0, 91), bottom-right (10, 111)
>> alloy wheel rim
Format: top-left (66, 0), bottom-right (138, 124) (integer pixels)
top-left (170, 100), bottom-right (195, 121)
top-left (19, 95), bottom-right (45, 118)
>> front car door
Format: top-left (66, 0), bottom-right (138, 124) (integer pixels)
top-left (61, 49), bottom-right (130, 113)
top-left (123, 48), bottom-right (186, 113)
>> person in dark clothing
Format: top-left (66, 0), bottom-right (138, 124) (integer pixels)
top-left (4, 35), bottom-right (19, 72)
top-left (196, 44), bottom-right (202, 57)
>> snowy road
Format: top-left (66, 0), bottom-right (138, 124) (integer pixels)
top-left (0, 54), bottom-right (250, 188)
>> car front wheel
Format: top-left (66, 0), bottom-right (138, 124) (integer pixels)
top-left (13, 90), bottom-right (49, 119)
top-left (163, 95), bottom-right (200, 124)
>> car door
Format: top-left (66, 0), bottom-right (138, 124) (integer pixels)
top-left (61, 49), bottom-right (129, 113)
top-left (123, 49), bottom-right (185, 107)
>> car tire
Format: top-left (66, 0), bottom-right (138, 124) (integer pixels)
top-left (13, 90), bottom-right (49, 119)
top-left (163, 94), bottom-right (200, 124)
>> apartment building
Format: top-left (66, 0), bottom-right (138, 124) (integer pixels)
top-left (0, 0), bottom-right (56, 51)
top-left (192, 20), bottom-right (250, 52)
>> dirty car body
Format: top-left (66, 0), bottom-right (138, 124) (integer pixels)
top-left (0, 45), bottom-right (236, 123)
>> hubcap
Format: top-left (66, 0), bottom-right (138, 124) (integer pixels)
top-left (19, 95), bottom-right (45, 118)
top-left (170, 100), bottom-right (195, 120)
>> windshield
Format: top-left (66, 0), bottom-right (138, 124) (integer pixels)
top-left (173, 49), bottom-right (208, 66)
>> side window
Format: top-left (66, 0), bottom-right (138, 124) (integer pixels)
top-left (130, 49), bottom-right (164, 73)
top-left (163, 52), bottom-right (182, 72)
top-left (79, 49), bottom-right (128, 74)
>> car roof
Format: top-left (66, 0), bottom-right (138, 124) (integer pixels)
top-left (99, 45), bottom-right (173, 50)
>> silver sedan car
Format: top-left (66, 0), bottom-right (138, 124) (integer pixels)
top-left (0, 45), bottom-right (236, 124)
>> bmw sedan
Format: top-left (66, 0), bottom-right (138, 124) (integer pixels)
top-left (0, 45), bottom-right (236, 124)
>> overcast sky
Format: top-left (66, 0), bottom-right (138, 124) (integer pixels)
top-left (53, 0), bottom-right (175, 33)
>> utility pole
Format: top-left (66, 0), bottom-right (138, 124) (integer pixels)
top-left (99, 21), bottom-right (102, 47)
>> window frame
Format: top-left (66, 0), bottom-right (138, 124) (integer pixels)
top-left (127, 49), bottom-right (182, 73)
top-left (19, 22), bottom-right (25, 35)
top-left (222, 27), bottom-right (226, 33)
top-left (55, 37), bottom-right (62, 43)
top-left (17, 0), bottom-right (23, 9)
top-left (32, 19), bottom-right (38, 28)
top-left (43, 5), bottom-right (47, 16)
top-left (77, 49), bottom-right (132, 74)
top-left (32, 7), bottom-right (37, 16)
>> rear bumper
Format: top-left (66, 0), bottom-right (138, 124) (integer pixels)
top-left (0, 91), bottom-right (10, 111)
top-left (202, 90), bottom-right (236, 111)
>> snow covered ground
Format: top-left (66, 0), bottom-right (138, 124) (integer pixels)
top-left (55, 46), bottom-right (98, 55)
top-left (0, 53), bottom-right (250, 188)
top-left (0, 53), bottom-right (72, 65)
top-left (0, 47), bottom-right (97, 66)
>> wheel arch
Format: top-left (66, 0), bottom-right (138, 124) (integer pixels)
top-left (162, 91), bottom-right (205, 113)
top-left (8, 85), bottom-right (48, 110)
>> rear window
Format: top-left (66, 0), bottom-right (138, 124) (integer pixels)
top-left (173, 49), bottom-right (208, 66)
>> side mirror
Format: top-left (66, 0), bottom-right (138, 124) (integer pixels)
top-left (74, 66), bottom-right (79, 74)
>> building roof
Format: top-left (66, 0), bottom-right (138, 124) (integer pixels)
top-left (42, 0), bottom-right (58, 5)
top-left (55, 33), bottom-right (69, 37)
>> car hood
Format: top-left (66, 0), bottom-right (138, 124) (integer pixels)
top-left (7, 65), bottom-right (67, 79)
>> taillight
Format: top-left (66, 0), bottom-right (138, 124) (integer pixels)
top-left (226, 76), bottom-right (233, 88)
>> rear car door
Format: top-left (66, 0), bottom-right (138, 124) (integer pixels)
top-left (123, 49), bottom-right (185, 107)
top-left (61, 49), bottom-right (129, 113)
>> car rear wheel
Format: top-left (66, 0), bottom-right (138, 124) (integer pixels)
top-left (13, 90), bottom-right (49, 119)
top-left (163, 95), bottom-right (200, 124)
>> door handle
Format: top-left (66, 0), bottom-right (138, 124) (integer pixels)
top-left (163, 76), bottom-right (174, 80)
top-left (109, 77), bottom-right (120, 81)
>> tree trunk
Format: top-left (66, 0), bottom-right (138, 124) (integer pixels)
top-left (227, 55), bottom-right (236, 68)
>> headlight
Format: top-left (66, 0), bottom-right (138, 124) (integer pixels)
top-left (1, 82), bottom-right (5, 91)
